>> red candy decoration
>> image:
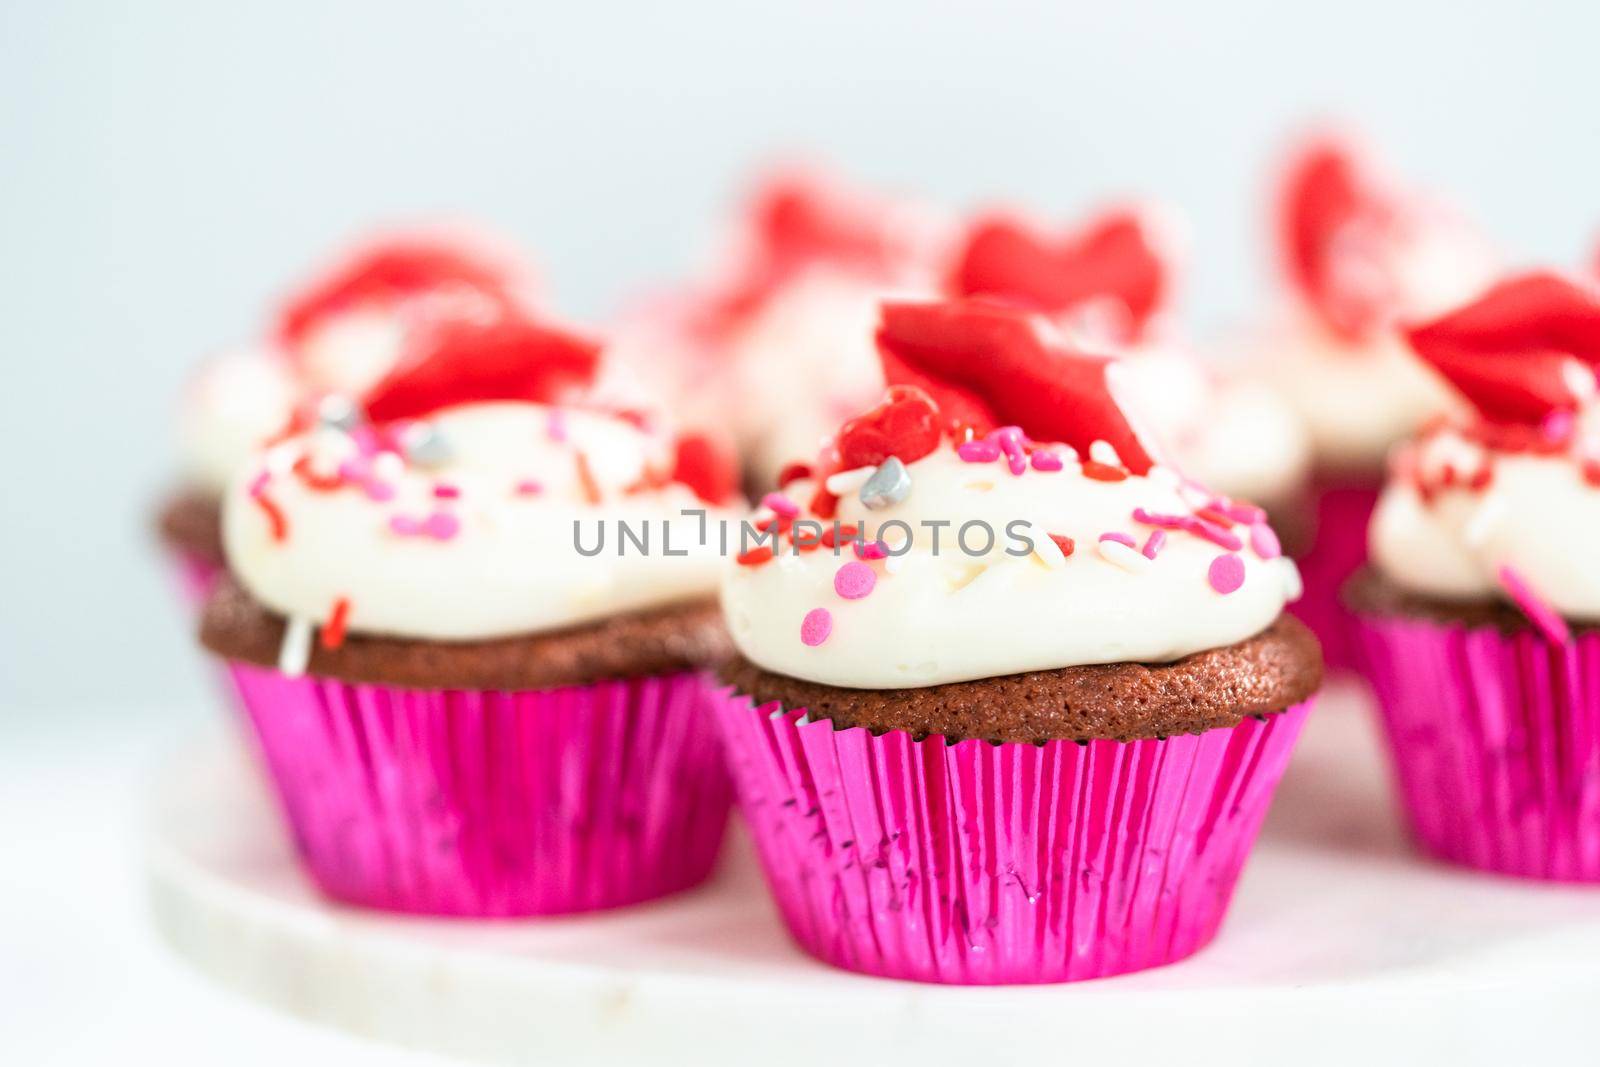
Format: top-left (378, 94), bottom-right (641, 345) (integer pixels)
top-left (1406, 271), bottom-right (1600, 426)
top-left (671, 433), bottom-right (740, 506)
top-left (949, 209), bottom-right (1169, 343)
top-left (277, 231), bottom-right (531, 349)
top-left (875, 298), bottom-right (1158, 475)
top-left (361, 312), bottom-right (600, 424)
top-left (835, 385), bottom-right (944, 470)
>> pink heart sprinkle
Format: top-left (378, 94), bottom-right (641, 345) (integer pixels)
top-left (834, 561), bottom-right (877, 600)
top-left (801, 607), bottom-right (833, 646)
top-left (1208, 553), bottom-right (1246, 594)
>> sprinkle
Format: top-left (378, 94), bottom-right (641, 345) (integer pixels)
top-left (1099, 531), bottom-right (1137, 549)
top-left (884, 554), bottom-right (904, 575)
top-left (1132, 507), bottom-right (1187, 529)
top-left (1498, 565), bottom-right (1571, 644)
top-left (1184, 517), bottom-right (1244, 552)
top-left (1049, 533), bottom-right (1076, 557)
top-left (800, 608), bottom-right (833, 647)
top-left (401, 422), bottom-right (453, 467)
top-left (825, 466), bottom-right (876, 496)
top-left (1141, 529), bottom-right (1166, 560)
top-left (821, 523), bottom-right (860, 549)
top-left (1468, 464), bottom-right (1495, 491)
top-left (1195, 506), bottom-right (1236, 529)
top-left (1281, 558), bottom-right (1304, 601)
top-left (1208, 553), bottom-right (1246, 594)
top-left (1583, 460), bottom-right (1600, 489)
top-left (1216, 500), bottom-right (1267, 526)
top-left (737, 546), bottom-right (774, 567)
top-left (388, 515), bottom-right (420, 536)
top-left (350, 425), bottom-right (382, 458)
top-left (278, 616), bottom-right (314, 677)
top-left (859, 457), bottom-right (912, 509)
top-left (362, 480), bottom-right (396, 503)
top-left (248, 469), bottom-right (272, 497)
top-left (251, 491), bottom-right (288, 543)
top-left (291, 454), bottom-right (345, 492)
top-left (546, 409), bottom-right (568, 442)
top-left (1541, 409), bottom-right (1575, 444)
top-left (1030, 450), bottom-right (1064, 472)
top-left (1029, 525), bottom-right (1067, 568)
top-left (1249, 523), bottom-right (1281, 560)
top-left (777, 462), bottom-right (813, 488)
top-left (957, 440), bottom-right (1001, 463)
top-left (574, 452), bottom-right (602, 505)
top-left (423, 512), bottom-right (460, 540)
top-left (1098, 539), bottom-right (1151, 573)
top-left (1080, 461), bottom-right (1127, 482)
top-left (1088, 440), bottom-right (1122, 467)
top-left (762, 492), bottom-right (800, 518)
top-left (853, 539), bottom-right (889, 561)
top-left (433, 482), bottom-right (461, 499)
top-left (316, 394), bottom-right (360, 432)
top-left (515, 479), bottom-right (543, 496)
top-left (834, 561), bottom-right (877, 600)
top-left (808, 485), bottom-right (839, 519)
top-left (320, 597), bottom-right (351, 651)
top-left (989, 426), bottom-right (1028, 475)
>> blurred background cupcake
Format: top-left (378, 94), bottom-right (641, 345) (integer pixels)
top-left (198, 300), bottom-right (740, 916)
top-left (1249, 130), bottom-right (1497, 669)
top-left (714, 297), bottom-right (1319, 983)
top-left (1348, 270), bottom-right (1600, 880)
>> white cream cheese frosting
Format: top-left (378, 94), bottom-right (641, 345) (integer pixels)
top-left (177, 346), bottom-right (299, 494)
top-left (721, 444), bottom-right (1301, 689)
top-left (224, 401), bottom-right (728, 641)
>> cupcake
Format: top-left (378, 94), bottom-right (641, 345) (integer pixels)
top-left (1348, 270), bottom-right (1600, 880)
top-left (156, 226), bottom-right (537, 609)
top-left (715, 297), bottom-right (1320, 983)
top-left (199, 305), bottom-right (739, 915)
top-left (949, 205), bottom-right (1313, 548)
top-left (1254, 132), bottom-right (1495, 668)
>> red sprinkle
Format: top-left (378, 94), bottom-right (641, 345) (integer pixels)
top-left (737, 546), bottom-right (775, 567)
top-left (821, 523), bottom-right (860, 549)
top-left (1048, 533), bottom-right (1076, 557)
top-left (777, 462), bottom-right (813, 488)
top-left (1080, 461), bottom-right (1128, 482)
top-left (809, 485), bottom-right (839, 520)
top-left (292, 454), bottom-right (345, 492)
top-left (1195, 507), bottom-right (1235, 529)
top-left (251, 492), bottom-right (288, 543)
top-left (1584, 461), bottom-right (1600, 489)
top-left (320, 597), bottom-right (351, 650)
top-left (574, 452), bottom-right (602, 505)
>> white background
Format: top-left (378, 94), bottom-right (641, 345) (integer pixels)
top-left (2, 4), bottom-right (1599, 1063)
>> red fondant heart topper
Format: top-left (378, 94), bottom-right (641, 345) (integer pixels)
top-left (277, 231), bottom-right (534, 349)
top-left (948, 209), bottom-right (1170, 343)
top-left (874, 298), bottom-right (1157, 474)
top-left (1278, 137), bottom-right (1410, 342)
top-left (1407, 271), bottom-right (1600, 425)
top-left (361, 309), bottom-right (601, 424)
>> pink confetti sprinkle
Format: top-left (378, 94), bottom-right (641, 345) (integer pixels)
top-left (834, 561), bottom-right (877, 600)
top-left (433, 482), bottom-right (461, 500)
top-left (853, 539), bottom-right (889, 561)
top-left (514, 479), bottom-right (543, 496)
top-left (1208, 553), bottom-right (1246, 595)
top-left (1141, 529), bottom-right (1166, 559)
top-left (423, 512), bottom-right (461, 540)
top-left (957, 440), bottom-right (1001, 463)
top-left (1498, 565), bottom-right (1571, 644)
top-left (1030, 450), bottom-right (1064, 472)
top-left (801, 607), bottom-right (833, 646)
top-left (388, 515), bottom-right (420, 536)
top-left (761, 492), bottom-right (800, 518)
top-left (1099, 531), bottom-right (1137, 549)
top-left (1249, 522), bottom-right (1281, 560)
top-left (547, 409), bottom-right (568, 442)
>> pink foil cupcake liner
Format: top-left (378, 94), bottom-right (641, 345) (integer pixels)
top-left (1292, 476), bottom-right (1379, 673)
top-left (224, 662), bottom-right (733, 916)
top-left (1352, 613), bottom-right (1600, 881)
top-left (713, 687), bottom-right (1313, 984)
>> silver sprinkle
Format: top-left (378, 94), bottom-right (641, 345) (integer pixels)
top-left (859, 456), bottom-right (911, 510)
top-left (317, 394), bottom-right (361, 432)
top-left (402, 422), bottom-right (453, 467)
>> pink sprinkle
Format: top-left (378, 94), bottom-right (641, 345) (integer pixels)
top-left (1249, 522), bottom-right (1281, 560)
top-left (761, 492), bottom-right (800, 519)
top-left (547, 409), bottom-right (568, 442)
top-left (388, 515), bottom-right (420, 536)
top-left (1208, 553), bottom-right (1246, 595)
top-left (337, 458), bottom-right (368, 483)
top-left (248, 470), bottom-right (271, 497)
top-left (853, 539), bottom-right (889, 561)
top-left (957, 440), bottom-right (1002, 463)
top-left (1184, 516), bottom-right (1244, 552)
top-left (1141, 529), bottom-right (1166, 560)
top-left (1541, 409), bottom-right (1575, 443)
top-left (363, 480), bottom-right (396, 503)
top-left (1030, 450), bottom-right (1064, 472)
top-left (1132, 507), bottom-right (1188, 529)
top-left (1218, 500), bottom-right (1268, 526)
top-left (988, 426), bottom-right (1028, 475)
top-left (1498, 565), bottom-right (1571, 644)
top-left (834, 561), bottom-right (877, 600)
top-left (515, 479), bottom-right (543, 496)
top-left (433, 482), bottom-right (461, 500)
top-left (423, 512), bottom-right (461, 540)
top-left (801, 607), bottom-right (833, 646)
top-left (351, 426), bottom-right (382, 458)
top-left (1099, 531), bottom-right (1137, 549)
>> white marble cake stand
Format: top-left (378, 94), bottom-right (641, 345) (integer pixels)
top-left (146, 680), bottom-right (1600, 1066)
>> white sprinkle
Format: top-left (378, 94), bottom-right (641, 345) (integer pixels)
top-left (1057, 444), bottom-right (1079, 463)
top-left (825, 466), bottom-right (877, 495)
top-left (1463, 493), bottom-right (1506, 548)
top-left (1089, 440), bottom-right (1122, 467)
top-left (884, 554), bottom-right (904, 575)
top-left (278, 616), bottom-right (314, 677)
top-left (1280, 558), bottom-right (1304, 602)
top-left (1098, 539), bottom-right (1152, 573)
top-left (1030, 523), bottom-right (1067, 568)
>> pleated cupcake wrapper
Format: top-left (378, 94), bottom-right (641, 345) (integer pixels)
top-left (713, 688), bottom-right (1313, 984)
top-left (1292, 478), bottom-right (1379, 673)
top-left (168, 549), bottom-right (225, 613)
top-left (1352, 613), bottom-right (1600, 881)
top-left (225, 662), bottom-right (733, 916)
